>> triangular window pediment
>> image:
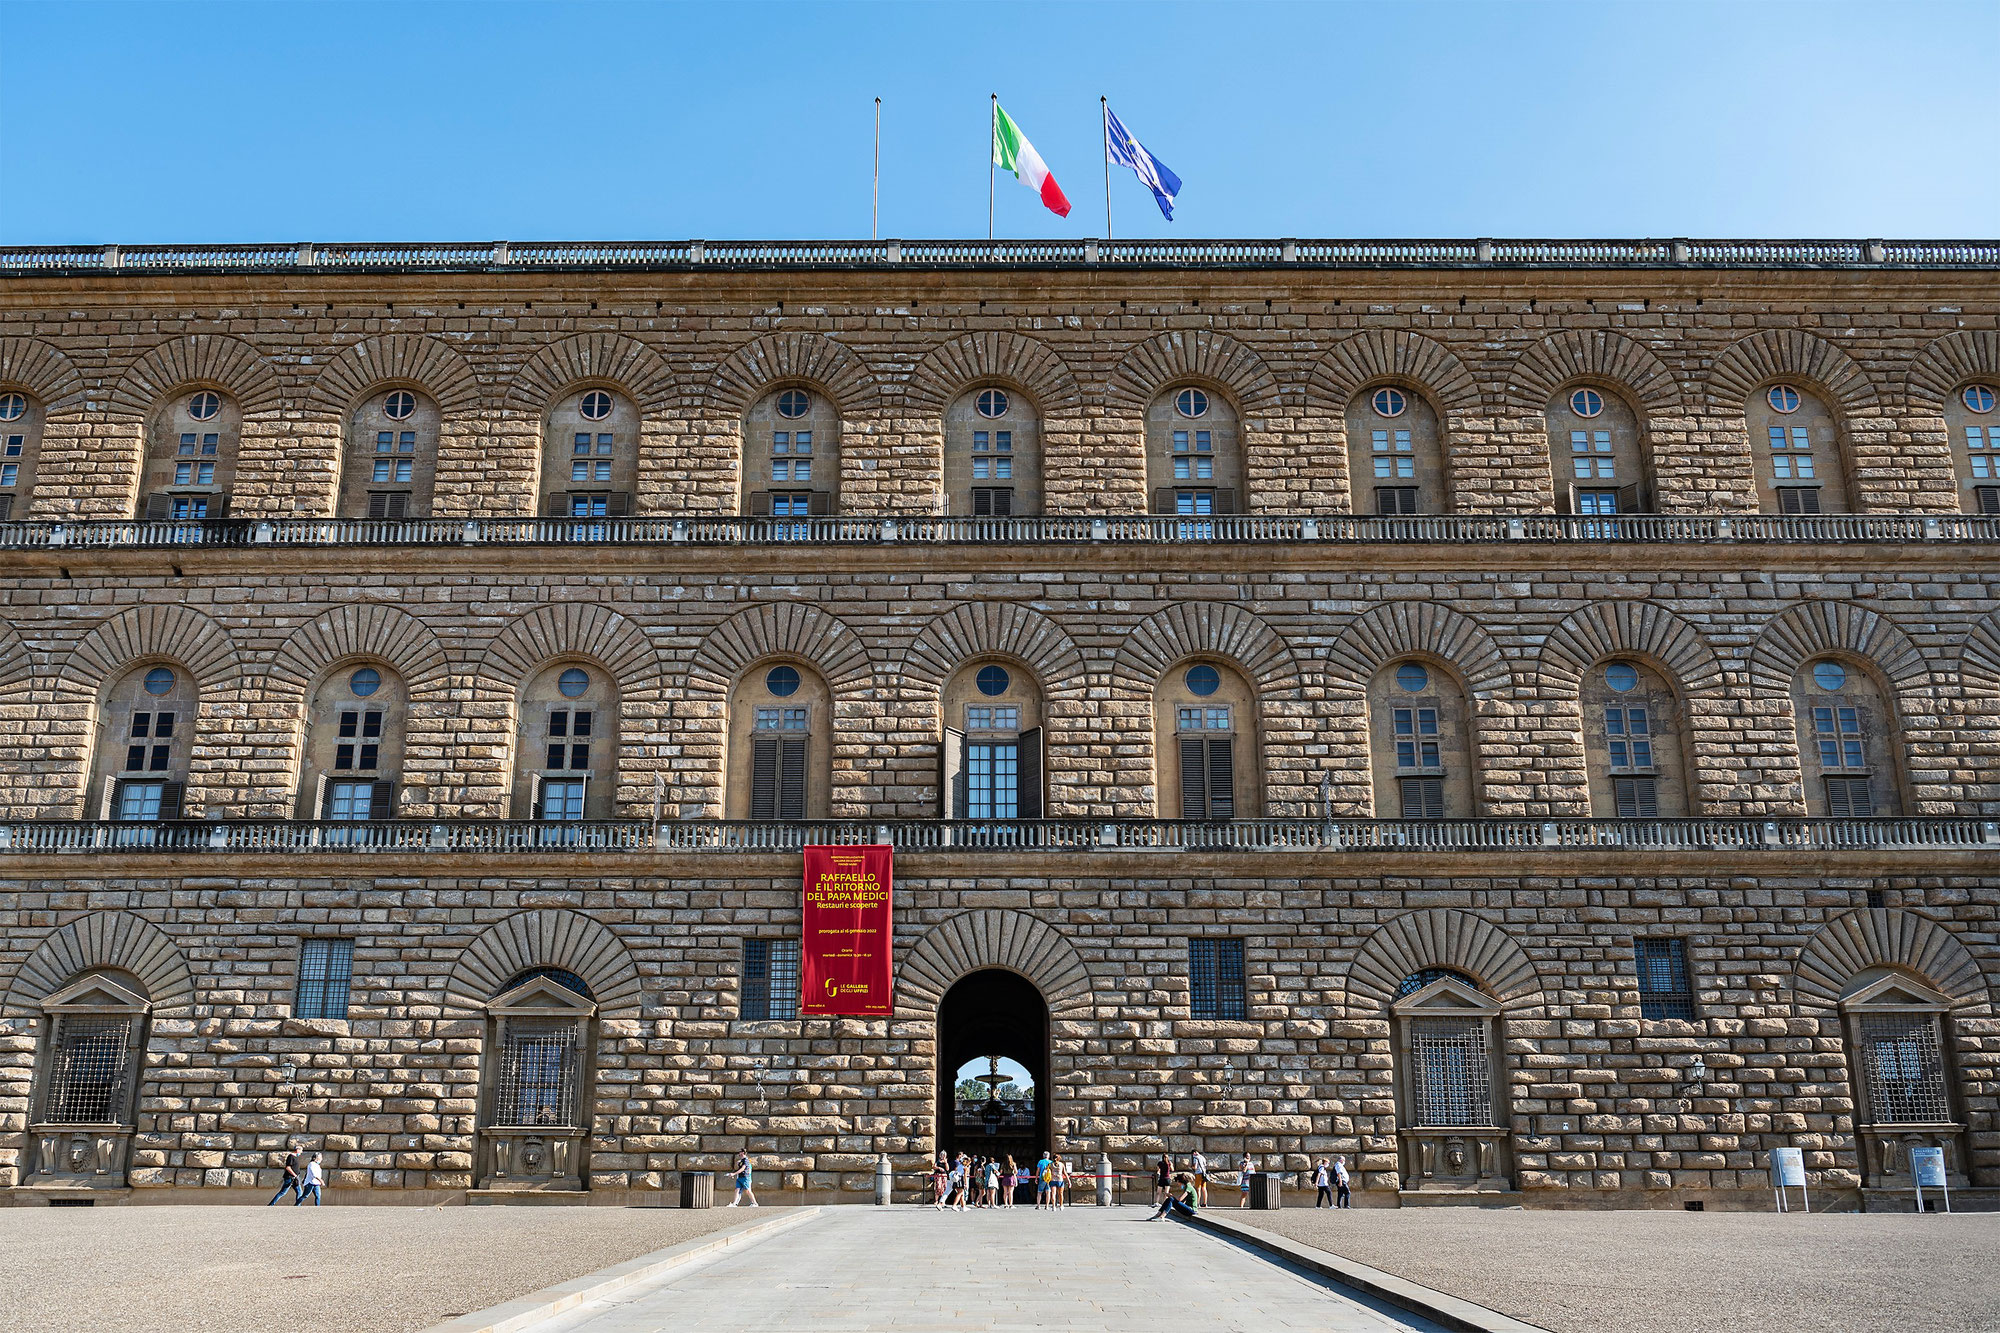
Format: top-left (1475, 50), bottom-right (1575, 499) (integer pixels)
top-left (489, 974), bottom-right (597, 1018)
top-left (40, 975), bottom-right (150, 1014)
top-left (1840, 972), bottom-right (1952, 1012)
top-left (1392, 975), bottom-right (1499, 1017)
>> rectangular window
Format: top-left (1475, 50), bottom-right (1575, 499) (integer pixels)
top-left (1375, 486), bottom-right (1419, 515)
top-left (1174, 489), bottom-right (1214, 516)
top-left (539, 779), bottom-right (586, 821)
top-left (970, 486), bottom-right (1014, 516)
top-left (295, 937), bottom-right (356, 1020)
top-left (170, 497), bottom-right (209, 520)
top-left (325, 780), bottom-right (378, 820)
top-left (179, 433), bottom-right (196, 456)
top-left (966, 741), bottom-right (1020, 819)
top-left (494, 1018), bottom-right (580, 1126)
top-left (1969, 426), bottom-right (1993, 480)
top-left (117, 781), bottom-right (165, 821)
top-left (43, 1015), bottom-right (133, 1124)
top-left (1858, 1012), bottom-right (1949, 1125)
top-left (1634, 938), bottom-right (1695, 1020)
top-left (1175, 706), bottom-right (1231, 731)
top-left (1976, 486), bottom-right (2000, 515)
top-left (1172, 429), bottom-right (1214, 481)
top-left (753, 707), bottom-right (809, 731)
top-left (750, 736), bottom-right (809, 820)
top-left (1824, 775), bottom-right (1875, 817)
top-left (546, 710), bottom-right (591, 771)
top-left (1778, 486), bottom-right (1823, 514)
top-left (0, 463), bottom-right (15, 488)
top-left (1613, 775), bottom-right (1659, 819)
top-left (742, 938), bottom-right (801, 1021)
top-left (1177, 736), bottom-right (1235, 819)
top-left (1812, 706), bottom-right (1866, 769)
top-left (1188, 938), bottom-right (1247, 1019)
top-left (1409, 1016), bottom-right (1491, 1127)
top-left (366, 491), bottom-right (411, 520)
top-left (4, 434), bottom-right (23, 456)
top-left (1398, 775), bottom-right (1445, 819)
top-left (1371, 428), bottom-right (1415, 479)
top-left (1769, 425), bottom-right (1816, 480)
top-left (964, 705), bottom-right (1020, 732)
top-left (1605, 706), bottom-right (1652, 770)
top-left (1570, 429), bottom-right (1615, 479)
top-left (770, 492), bottom-right (812, 518)
top-left (1576, 489), bottom-right (1620, 516)
top-left (1392, 707), bottom-right (1440, 769)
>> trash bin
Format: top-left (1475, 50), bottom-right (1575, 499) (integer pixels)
top-left (679, 1170), bottom-right (715, 1209)
top-left (1248, 1172), bottom-right (1283, 1210)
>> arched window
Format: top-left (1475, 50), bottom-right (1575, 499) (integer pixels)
top-left (1347, 385), bottom-right (1448, 515)
top-left (0, 388), bottom-right (46, 519)
top-left (945, 385), bottom-right (1040, 516)
top-left (1146, 385), bottom-right (1241, 517)
top-left (1581, 659), bottom-right (1689, 818)
top-left (300, 663), bottom-right (406, 820)
top-left (515, 663), bottom-right (621, 821)
top-left (728, 660), bottom-right (832, 820)
top-left (26, 969), bottom-right (151, 1191)
top-left (478, 968), bottom-right (596, 1192)
top-left (1944, 381), bottom-right (2000, 514)
top-left (744, 386), bottom-right (841, 518)
top-left (1549, 385), bottom-right (1651, 516)
top-left (140, 388), bottom-right (241, 520)
top-left (339, 387), bottom-right (439, 519)
top-left (1791, 657), bottom-right (1902, 816)
top-left (938, 660), bottom-right (1044, 818)
top-left (541, 387), bottom-right (639, 519)
top-left (1366, 659), bottom-right (1475, 819)
top-left (1838, 970), bottom-right (1966, 1191)
top-left (90, 664), bottom-right (196, 821)
top-left (1154, 660), bottom-right (1258, 819)
top-left (1748, 383), bottom-right (1852, 514)
top-left (1391, 969), bottom-right (1511, 1193)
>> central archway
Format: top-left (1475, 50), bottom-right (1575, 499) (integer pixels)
top-left (937, 969), bottom-right (1050, 1166)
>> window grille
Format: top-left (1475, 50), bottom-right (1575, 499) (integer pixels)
top-left (1397, 967), bottom-right (1476, 998)
top-left (1858, 1012), bottom-right (1950, 1125)
top-left (1408, 1016), bottom-right (1491, 1127)
top-left (44, 1015), bottom-right (133, 1123)
top-left (741, 938), bottom-right (799, 1021)
top-left (1188, 938), bottom-right (1247, 1019)
top-left (1634, 939), bottom-right (1694, 1020)
top-left (494, 1018), bottom-right (581, 1126)
top-left (295, 938), bottom-right (355, 1020)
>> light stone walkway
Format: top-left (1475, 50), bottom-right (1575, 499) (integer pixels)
top-left (529, 1206), bottom-right (1449, 1332)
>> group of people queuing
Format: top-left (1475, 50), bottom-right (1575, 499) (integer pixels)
top-left (931, 1151), bottom-right (1077, 1210)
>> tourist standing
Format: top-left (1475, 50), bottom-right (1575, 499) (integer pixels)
top-left (729, 1149), bottom-right (758, 1207)
top-left (294, 1151), bottom-right (324, 1206)
top-left (267, 1142), bottom-right (304, 1206)
top-left (1191, 1149), bottom-right (1209, 1207)
top-left (983, 1156), bottom-right (1000, 1208)
top-left (1334, 1154), bottom-right (1352, 1208)
top-left (1003, 1155), bottom-right (1018, 1208)
top-left (1238, 1152), bottom-right (1256, 1208)
top-left (1035, 1150), bottom-right (1053, 1208)
top-left (1313, 1158), bottom-right (1333, 1208)
top-left (1154, 1154), bottom-right (1172, 1206)
top-left (932, 1153), bottom-right (950, 1209)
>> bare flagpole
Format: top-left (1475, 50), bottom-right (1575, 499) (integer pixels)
top-left (1101, 96), bottom-right (1113, 242)
top-left (988, 94), bottom-right (997, 241)
top-left (872, 97), bottom-right (881, 240)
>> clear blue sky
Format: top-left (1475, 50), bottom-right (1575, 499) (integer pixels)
top-left (4, 0), bottom-right (1995, 244)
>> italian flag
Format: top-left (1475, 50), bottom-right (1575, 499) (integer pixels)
top-left (993, 102), bottom-right (1072, 218)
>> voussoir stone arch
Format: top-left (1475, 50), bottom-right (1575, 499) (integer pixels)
top-left (899, 602), bottom-right (1088, 701)
top-left (704, 331), bottom-right (881, 416)
top-left (1110, 602), bottom-right (1301, 695)
top-left (904, 331), bottom-right (1083, 416)
top-left (57, 604), bottom-right (244, 702)
top-left (0, 616), bottom-right (29, 695)
top-left (1344, 909), bottom-right (1543, 1014)
top-left (684, 601), bottom-right (878, 697)
top-left (308, 333), bottom-right (483, 416)
top-left (1907, 330), bottom-right (2000, 414)
top-left (507, 332), bottom-right (677, 417)
top-left (108, 333), bottom-right (284, 418)
top-left (1792, 908), bottom-right (1989, 1015)
top-left (1956, 607), bottom-right (2000, 698)
top-left (443, 909), bottom-right (642, 1017)
top-left (1308, 329), bottom-right (1481, 415)
top-left (1505, 329), bottom-right (1686, 416)
top-left (1107, 329), bottom-right (1282, 415)
top-left (475, 603), bottom-right (664, 700)
top-left (1536, 601), bottom-right (1724, 696)
top-left (266, 603), bottom-right (453, 701)
top-left (3, 911), bottom-right (195, 1018)
top-left (0, 336), bottom-right (88, 411)
top-left (1705, 328), bottom-right (1881, 415)
top-left (1747, 601), bottom-right (1934, 697)
top-left (896, 909), bottom-right (1094, 1021)
top-left (1322, 601), bottom-right (1513, 699)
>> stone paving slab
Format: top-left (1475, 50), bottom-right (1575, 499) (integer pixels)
top-left (0, 1204), bottom-right (792, 1333)
top-left (1239, 1208), bottom-right (2000, 1333)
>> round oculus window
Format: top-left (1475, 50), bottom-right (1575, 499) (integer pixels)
top-left (1394, 662), bottom-right (1429, 693)
top-left (187, 391), bottom-right (221, 421)
top-left (1604, 661), bottom-right (1640, 693)
top-left (1174, 388), bottom-right (1209, 419)
top-left (975, 664), bottom-right (1011, 697)
top-left (0, 392), bottom-right (24, 421)
top-left (976, 388), bottom-right (1010, 419)
top-left (1371, 387), bottom-right (1407, 418)
top-left (1184, 664), bottom-right (1221, 697)
top-left (1570, 388), bottom-right (1605, 418)
top-left (1811, 660), bottom-right (1847, 692)
top-left (765, 665), bottom-right (801, 697)
top-left (349, 667), bottom-right (382, 697)
top-left (776, 389), bottom-right (811, 419)
top-left (143, 666), bottom-right (176, 695)
top-left (1767, 385), bottom-right (1802, 414)
top-left (1965, 384), bottom-right (1998, 415)
top-left (383, 391), bottom-right (416, 421)
top-left (579, 390), bottom-right (613, 421)
top-left (558, 667), bottom-right (591, 698)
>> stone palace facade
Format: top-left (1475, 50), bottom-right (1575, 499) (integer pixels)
top-left (0, 236), bottom-right (1996, 1209)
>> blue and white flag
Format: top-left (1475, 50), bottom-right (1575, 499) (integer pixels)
top-left (1104, 105), bottom-right (1182, 222)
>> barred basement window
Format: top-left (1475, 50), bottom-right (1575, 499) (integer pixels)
top-left (1188, 938), bottom-right (1247, 1019)
top-left (1635, 938), bottom-right (1695, 1020)
top-left (294, 938), bottom-right (355, 1020)
top-left (1408, 1017), bottom-right (1490, 1127)
top-left (1858, 1012), bottom-right (1949, 1125)
top-left (741, 938), bottom-right (801, 1021)
top-left (44, 1015), bottom-right (134, 1124)
top-left (494, 1018), bottom-right (581, 1126)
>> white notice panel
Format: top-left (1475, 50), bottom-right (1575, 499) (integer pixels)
top-left (1771, 1146), bottom-right (1806, 1187)
top-left (1911, 1147), bottom-right (1947, 1189)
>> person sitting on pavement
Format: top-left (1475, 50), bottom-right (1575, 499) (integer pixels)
top-left (1148, 1172), bottom-right (1198, 1220)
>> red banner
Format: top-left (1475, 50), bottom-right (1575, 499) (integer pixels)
top-left (800, 844), bottom-right (894, 1016)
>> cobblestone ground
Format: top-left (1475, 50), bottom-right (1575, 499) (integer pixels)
top-left (1240, 1208), bottom-right (2000, 1333)
top-left (0, 1205), bottom-right (787, 1333)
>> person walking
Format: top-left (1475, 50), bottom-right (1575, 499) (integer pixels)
top-left (953, 1153), bottom-right (970, 1211)
top-left (1334, 1154), bottom-right (1353, 1208)
top-left (267, 1142), bottom-right (304, 1206)
top-left (728, 1149), bottom-right (758, 1207)
top-left (1191, 1149), bottom-right (1209, 1207)
top-left (294, 1151), bottom-right (324, 1206)
top-left (1153, 1154), bottom-right (1172, 1207)
top-left (1238, 1152), bottom-right (1256, 1209)
top-left (1313, 1158), bottom-right (1333, 1208)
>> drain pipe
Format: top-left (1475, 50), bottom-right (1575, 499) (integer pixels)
top-left (875, 1152), bottom-right (893, 1205)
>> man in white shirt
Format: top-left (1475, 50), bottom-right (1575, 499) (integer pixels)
top-left (295, 1151), bottom-right (324, 1206)
top-left (1334, 1154), bottom-right (1352, 1208)
top-left (1191, 1149), bottom-right (1209, 1206)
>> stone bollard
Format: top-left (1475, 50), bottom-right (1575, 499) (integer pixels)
top-left (1097, 1153), bottom-right (1113, 1207)
top-left (875, 1152), bottom-right (892, 1205)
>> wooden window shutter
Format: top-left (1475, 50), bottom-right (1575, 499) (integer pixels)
top-left (807, 490), bottom-right (832, 517)
top-left (99, 776), bottom-right (118, 821)
top-left (1554, 484), bottom-right (1574, 515)
top-left (779, 738), bottom-right (808, 819)
top-left (607, 491), bottom-right (633, 518)
top-left (1825, 776), bottom-right (1873, 818)
top-left (747, 490), bottom-right (772, 516)
top-left (1780, 487), bottom-right (1822, 515)
top-left (1017, 726), bottom-right (1043, 820)
top-left (1614, 776), bottom-right (1658, 819)
top-left (1178, 736), bottom-right (1207, 818)
top-left (1617, 483), bottom-right (1642, 514)
top-left (750, 737), bottom-right (780, 819)
top-left (0, 495), bottom-right (13, 521)
top-left (1399, 776), bottom-right (1444, 819)
top-left (367, 492), bottom-right (388, 520)
top-left (1212, 488), bottom-right (1237, 516)
top-left (991, 487), bottom-right (1014, 516)
top-left (971, 488), bottom-right (992, 517)
top-left (940, 726), bottom-right (965, 819)
top-left (143, 493), bottom-right (172, 521)
top-left (1152, 486), bottom-right (1175, 515)
top-left (529, 772), bottom-right (545, 821)
top-left (210, 493), bottom-right (230, 518)
top-left (1205, 738), bottom-right (1236, 819)
top-left (544, 492), bottom-right (570, 518)
top-left (158, 781), bottom-right (185, 821)
top-left (369, 780), bottom-right (396, 820)
top-left (1976, 486), bottom-right (2000, 515)
top-left (314, 772), bottom-right (331, 819)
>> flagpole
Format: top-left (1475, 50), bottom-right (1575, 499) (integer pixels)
top-left (988, 94), bottom-right (996, 241)
top-left (1101, 96), bottom-right (1113, 242)
top-left (872, 97), bottom-right (881, 240)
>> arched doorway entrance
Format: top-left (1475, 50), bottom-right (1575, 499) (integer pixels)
top-left (937, 969), bottom-right (1050, 1166)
